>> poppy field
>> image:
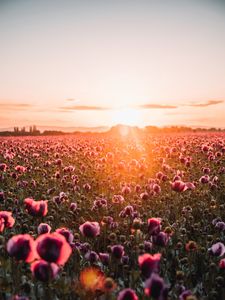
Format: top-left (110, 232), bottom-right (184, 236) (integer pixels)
top-left (0, 132), bottom-right (225, 300)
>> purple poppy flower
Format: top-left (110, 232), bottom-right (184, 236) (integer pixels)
top-left (138, 253), bottom-right (161, 278)
top-left (31, 260), bottom-right (59, 282)
top-left (117, 288), bottom-right (139, 300)
top-left (85, 251), bottom-right (99, 263)
top-left (79, 221), bottom-right (100, 238)
top-left (37, 223), bottom-right (51, 235)
top-left (111, 245), bottom-right (124, 260)
top-left (215, 222), bottom-right (225, 231)
top-left (153, 232), bottom-right (169, 247)
top-left (147, 218), bottom-right (161, 235)
top-left (99, 252), bottom-right (110, 265)
top-left (208, 242), bottom-right (225, 257)
top-left (56, 227), bottom-right (74, 244)
top-left (144, 273), bottom-right (168, 299)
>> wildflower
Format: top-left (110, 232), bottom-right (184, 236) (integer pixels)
top-left (24, 198), bottom-right (48, 217)
top-left (153, 232), bottom-right (169, 247)
top-left (56, 227), bottom-right (74, 244)
top-left (185, 241), bottom-right (198, 251)
top-left (219, 258), bottom-right (225, 269)
top-left (79, 221), bottom-right (100, 238)
top-left (80, 267), bottom-right (105, 291)
top-left (36, 233), bottom-right (72, 265)
top-left (31, 260), bottom-right (59, 282)
top-left (208, 242), bottom-right (225, 257)
top-left (7, 234), bottom-right (37, 262)
top-left (148, 218), bottom-right (161, 235)
top-left (37, 223), bottom-right (51, 235)
top-left (99, 252), bottom-right (110, 265)
top-left (0, 211), bottom-right (15, 232)
top-left (138, 253), bottom-right (161, 278)
top-left (111, 245), bottom-right (124, 260)
top-left (117, 288), bottom-right (139, 300)
top-left (171, 181), bottom-right (187, 192)
top-left (85, 251), bottom-right (99, 263)
top-left (112, 194), bottom-right (125, 204)
top-left (144, 273), bottom-right (168, 299)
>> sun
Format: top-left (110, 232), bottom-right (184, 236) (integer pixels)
top-left (111, 108), bottom-right (142, 126)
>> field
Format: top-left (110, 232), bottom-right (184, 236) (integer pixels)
top-left (0, 132), bottom-right (225, 300)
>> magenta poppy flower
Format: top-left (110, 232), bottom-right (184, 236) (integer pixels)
top-left (37, 223), bottom-right (51, 235)
top-left (85, 251), bottom-right (99, 263)
top-left (199, 175), bottom-right (210, 184)
top-left (0, 218), bottom-right (4, 232)
top-left (219, 258), bottom-right (225, 269)
top-left (140, 191), bottom-right (149, 201)
top-left (153, 232), bottom-right (169, 247)
top-left (30, 260), bottom-right (59, 282)
top-left (7, 234), bottom-right (37, 262)
top-left (147, 218), bottom-right (161, 235)
top-left (117, 288), bottom-right (139, 300)
top-left (208, 242), bottom-right (225, 257)
top-left (0, 163), bottom-right (7, 171)
top-left (138, 253), bottom-right (161, 278)
top-left (171, 181), bottom-right (188, 192)
top-left (70, 202), bottom-right (77, 212)
top-left (121, 186), bottom-right (131, 195)
top-left (112, 194), bottom-right (125, 204)
top-left (56, 227), bottom-right (74, 244)
top-left (111, 245), bottom-right (124, 260)
top-left (215, 222), bottom-right (225, 231)
top-left (79, 221), bottom-right (100, 238)
top-left (24, 198), bottom-right (48, 217)
top-left (15, 165), bottom-right (26, 172)
top-left (36, 233), bottom-right (72, 265)
top-left (0, 211), bottom-right (15, 232)
top-left (99, 252), bottom-right (110, 265)
top-left (145, 273), bottom-right (168, 299)
top-left (153, 184), bottom-right (161, 194)
top-left (185, 182), bottom-right (196, 190)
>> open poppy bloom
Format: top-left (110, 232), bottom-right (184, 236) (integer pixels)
top-left (138, 253), bottom-right (161, 278)
top-left (144, 273), bottom-right (168, 299)
top-left (117, 288), bottom-right (139, 300)
top-left (147, 218), bottom-right (161, 235)
top-left (79, 221), bottom-right (100, 238)
top-left (24, 198), bottom-right (48, 217)
top-left (0, 211), bottom-right (15, 232)
top-left (36, 232), bottom-right (72, 265)
top-left (7, 234), bottom-right (37, 263)
top-left (80, 267), bottom-right (105, 291)
top-left (171, 180), bottom-right (188, 192)
top-left (31, 259), bottom-right (59, 282)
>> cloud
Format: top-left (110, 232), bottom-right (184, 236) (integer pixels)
top-left (60, 105), bottom-right (111, 111)
top-left (0, 102), bottom-right (34, 111)
top-left (187, 100), bottom-right (224, 107)
top-left (137, 104), bottom-right (178, 109)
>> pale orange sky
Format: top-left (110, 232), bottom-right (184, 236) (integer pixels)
top-left (0, 0), bottom-right (225, 129)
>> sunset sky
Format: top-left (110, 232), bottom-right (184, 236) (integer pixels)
top-left (0, 0), bottom-right (225, 129)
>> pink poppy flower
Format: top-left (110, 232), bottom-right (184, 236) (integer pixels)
top-left (7, 234), bottom-right (37, 262)
top-left (36, 233), bottom-right (72, 265)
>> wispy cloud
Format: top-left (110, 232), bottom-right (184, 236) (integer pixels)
top-left (0, 102), bottom-right (34, 111)
top-left (187, 100), bottom-right (224, 107)
top-left (60, 105), bottom-right (112, 111)
top-left (137, 104), bottom-right (178, 109)
top-left (65, 98), bottom-right (81, 103)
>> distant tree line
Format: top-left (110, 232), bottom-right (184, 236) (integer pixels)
top-left (0, 124), bottom-right (224, 136)
top-left (10, 125), bottom-right (41, 136)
